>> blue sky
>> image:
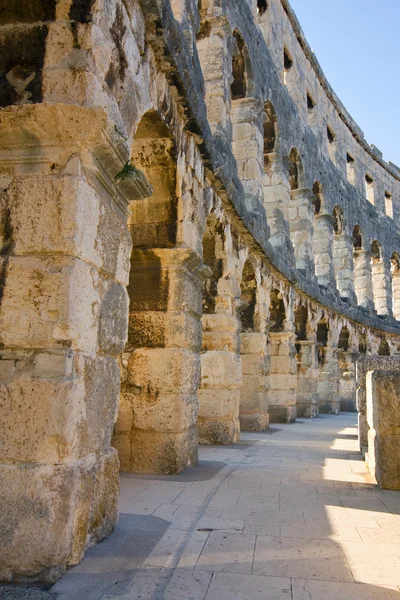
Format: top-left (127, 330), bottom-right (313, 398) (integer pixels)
top-left (289, 0), bottom-right (400, 167)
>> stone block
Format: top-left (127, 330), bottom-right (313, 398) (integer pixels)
top-left (198, 388), bottom-right (240, 419)
top-left (118, 426), bottom-right (198, 474)
top-left (0, 256), bottom-right (101, 352)
top-left (240, 332), bottom-right (267, 354)
top-left (0, 449), bottom-right (118, 582)
top-left (239, 413), bottom-right (269, 431)
top-left (129, 310), bottom-right (201, 351)
top-left (127, 348), bottom-right (200, 395)
top-left (200, 351), bottom-right (242, 389)
top-left (198, 416), bottom-right (240, 445)
top-left (0, 355), bottom-right (119, 463)
top-left (119, 392), bottom-right (198, 433)
top-left (367, 370), bottom-right (400, 489)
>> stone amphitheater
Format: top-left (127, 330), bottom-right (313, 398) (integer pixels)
top-left (1, 0), bottom-right (400, 594)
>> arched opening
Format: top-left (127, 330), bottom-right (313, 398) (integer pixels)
top-left (231, 31), bottom-right (251, 100)
top-left (333, 206), bottom-right (344, 235)
top-left (317, 320), bottom-right (328, 365)
top-left (294, 305), bottom-right (308, 341)
top-left (202, 214), bottom-right (225, 314)
top-left (257, 0), bottom-right (268, 14)
top-left (353, 225), bottom-right (363, 251)
top-left (358, 333), bottom-right (367, 354)
top-left (263, 101), bottom-right (277, 171)
top-left (371, 240), bottom-right (381, 263)
top-left (391, 252), bottom-right (400, 320)
top-left (312, 181), bottom-right (323, 215)
top-left (130, 111), bottom-right (177, 249)
top-left (240, 259), bottom-right (257, 332)
top-left (370, 240), bottom-right (390, 315)
top-left (113, 111), bottom-right (200, 475)
top-left (352, 225), bottom-right (373, 310)
top-left (378, 338), bottom-right (390, 356)
top-left (338, 326), bottom-right (350, 352)
top-left (269, 289), bottom-right (286, 332)
top-left (288, 148), bottom-right (302, 191)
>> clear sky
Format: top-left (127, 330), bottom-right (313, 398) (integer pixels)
top-left (289, 0), bottom-right (400, 167)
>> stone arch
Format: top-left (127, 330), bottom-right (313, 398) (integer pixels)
top-left (269, 288), bottom-right (286, 332)
top-left (378, 338), bottom-right (390, 356)
top-left (391, 252), bottom-right (400, 320)
top-left (239, 259), bottom-right (257, 332)
top-left (231, 30), bottom-right (252, 100)
top-left (263, 101), bottom-right (278, 170)
top-left (317, 319), bottom-right (328, 347)
top-left (338, 326), bottom-right (350, 351)
top-left (288, 147), bottom-right (303, 191)
top-left (202, 213), bottom-right (225, 314)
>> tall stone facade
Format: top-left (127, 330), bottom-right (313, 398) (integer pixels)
top-left (0, 0), bottom-right (400, 583)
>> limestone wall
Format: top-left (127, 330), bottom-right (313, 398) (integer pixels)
top-left (1, 0), bottom-right (400, 582)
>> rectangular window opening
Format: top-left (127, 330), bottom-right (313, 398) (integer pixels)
top-left (327, 126), bottom-right (335, 144)
top-left (365, 174), bottom-right (374, 204)
top-left (346, 153), bottom-right (355, 184)
top-left (385, 191), bottom-right (393, 218)
top-left (327, 126), bottom-right (336, 163)
top-left (283, 47), bottom-right (293, 84)
top-left (307, 92), bottom-right (315, 110)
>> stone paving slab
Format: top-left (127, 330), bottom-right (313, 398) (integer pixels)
top-left (6, 414), bottom-right (400, 599)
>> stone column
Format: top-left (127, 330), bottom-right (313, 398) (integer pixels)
top-left (332, 233), bottom-right (356, 303)
top-left (231, 97), bottom-right (264, 211)
top-left (338, 351), bottom-right (357, 412)
top-left (0, 106), bottom-right (132, 582)
top-left (371, 260), bottom-right (392, 316)
top-left (196, 16), bottom-right (231, 140)
top-left (198, 307), bottom-right (242, 445)
top-left (318, 346), bottom-right (340, 414)
top-left (263, 155), bottom-right (293, 258)
top-left (289, 188), bottom-right (315, 277)
top-left (367, 370), bottom-right (400, 489)
top-left (113, 248), bottom-right (202, 473)
top-left (267, 331), bottom-right (297, 423)
top-left (296, 341), bottom-right (319, 418)
top-left (240, 332), bottom-right (270, 430)
top-left (313, 213), bottom-right (335, 288)
top-left (354, 249), bottom-right (374, 311)
top-left (392, 271), bottom-right (400, 320)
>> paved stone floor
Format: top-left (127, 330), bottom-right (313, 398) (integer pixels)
top-left (2, 413), bottom-right (400, 600)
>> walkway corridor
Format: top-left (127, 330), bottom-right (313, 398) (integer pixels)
top-left (8, 414), bottom-right (400, 600)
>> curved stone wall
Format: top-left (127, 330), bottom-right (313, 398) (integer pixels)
top-left (0, 0), bottom-right (399, 582)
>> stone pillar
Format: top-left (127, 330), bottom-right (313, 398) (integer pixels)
top-left (196, 16), bottom-right (231, 139)
top-left (338, 351), bottom-right (357, 412)
top-left (371, 260), bottom-right (392, 316)
top-left (332, 233), bottom-right (356, 303)
top-left (267, 332), bottom-right (297, 423)
top-left (354, 249), bottom-right (374, 311)
top-left (0, 106), bottom-right (131, 582)
top-left (318, 346), bottom-right (340, 414)
top-left (231, 97), bottom-right (264, 211)
top-left (356, 358), bottom-right (369, 452)
top-left (289, 188), bottom-right (315, 277)
top-left (296, 341), bottom-right (319, 418)
top-left (313, 213), bottom-right (335, 288)
top-left (367, 370), bottom-right (400, 489)
top-left (240, 332), bottom-right (270, 430)
top-left (392, 271), bottom-right (400, 320)
top-left (263, 155), bottom-right (293, 258)
top-left (198, 308), bottom-right (241, 445)
top-left (113, 248), bottom-right (202, 473)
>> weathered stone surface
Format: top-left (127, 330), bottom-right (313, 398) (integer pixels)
top-left (366, 370), bottom-right (400, 489)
